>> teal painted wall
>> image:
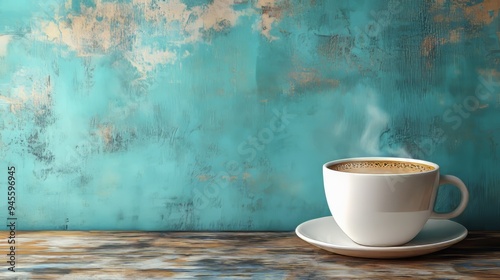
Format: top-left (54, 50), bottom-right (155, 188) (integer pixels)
top-left (0, 0), bottom-right (499, 230)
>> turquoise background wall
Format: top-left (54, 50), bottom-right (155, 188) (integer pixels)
top-left (0, 0), bottom-right (499, 230)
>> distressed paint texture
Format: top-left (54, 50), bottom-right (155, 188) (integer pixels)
top-left (0, 0), bottom-right (499, 230)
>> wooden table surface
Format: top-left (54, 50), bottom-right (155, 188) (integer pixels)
top-left (0, 231), bottom-right (498, 279)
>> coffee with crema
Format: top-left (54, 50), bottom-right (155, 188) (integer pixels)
top-left (329, 160), bottom-right (435, 174)
top-left (323, 157), bottom-right (469, 246)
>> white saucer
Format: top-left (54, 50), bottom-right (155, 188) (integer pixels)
top-left (295, 216), bottom-right (467, 259)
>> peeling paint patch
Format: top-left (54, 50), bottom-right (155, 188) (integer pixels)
top-left (254, 0), bottom-right (287, 40)
top-left (431, 0), bottom-right (500, 26)
top-left (0, 35), bottom-right (13, 57)
top-left (458, 0), bottom-right (500, 25)
top-left (36, 0), bottom-right (257, 73)
top-left (135, 0), bottom-right (248, 42)
top-left (41, 0), bottom-right (136, 56)
top-left (125, 47), bottom-right (178, 77)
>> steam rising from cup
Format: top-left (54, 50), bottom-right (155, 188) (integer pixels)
top-left (361, 104), bottom-right (411, 158)
top-left (334, 85), bottom-right (411, 158)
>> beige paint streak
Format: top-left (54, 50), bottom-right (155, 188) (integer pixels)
top-left (0, 35), bottom-right (12, 57)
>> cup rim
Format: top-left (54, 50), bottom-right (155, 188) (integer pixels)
top-left (323, 157), bottom-right (439, 176)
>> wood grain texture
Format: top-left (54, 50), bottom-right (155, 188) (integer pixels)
top-left (0, 231), bottom-right (499, 279)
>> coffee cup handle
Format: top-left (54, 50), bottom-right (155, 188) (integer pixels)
top-left (430, 175), bottom-right (469, 219)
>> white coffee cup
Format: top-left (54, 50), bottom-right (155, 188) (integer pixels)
top-left (323, 157), bottom-right (469, 247)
